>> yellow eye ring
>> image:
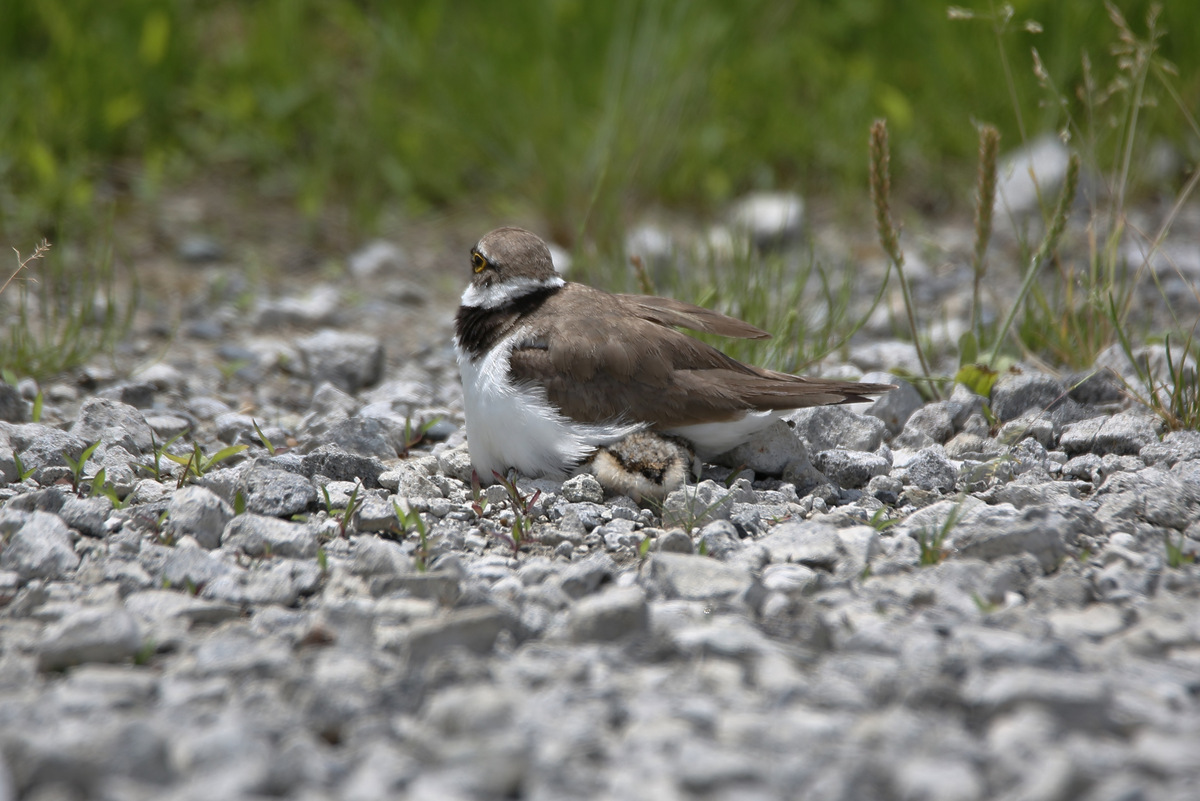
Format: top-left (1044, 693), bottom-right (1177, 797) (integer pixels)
top-left (471, 253), bottom-right (487, 273)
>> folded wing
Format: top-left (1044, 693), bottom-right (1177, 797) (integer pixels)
top-left (508, 284), bottom-right (893, 428)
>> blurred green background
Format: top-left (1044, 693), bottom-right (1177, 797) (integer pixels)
top-left (1, 0), bottom-right (1197, 251)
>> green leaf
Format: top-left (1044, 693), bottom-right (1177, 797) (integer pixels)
top-left (203, 444), bottom-right (249, 471)
top-left (252, 419), bottom-right (276, 455)
top-left (79, 439), bottom-right (102, 464)
top-left (139, 10), bottom-right (170, 65)
top-left (89, 467), bottom-right (107, 497)
top-left (957, 330), bottom-right (978, 366)
top-left (868, 507), bottom-right (899, 531)
top-left (954, 363), bottom-right (999, 398)
top-left (13, 452), bottom-right (35, 482)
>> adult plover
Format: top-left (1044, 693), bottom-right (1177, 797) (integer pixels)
top-left (454, 227), bottom-right (892, 495)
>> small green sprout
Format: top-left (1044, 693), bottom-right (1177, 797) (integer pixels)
top-left (252, 419), bottom-right (277, 455)
top-left (61, 439), bottom-right (102, 495)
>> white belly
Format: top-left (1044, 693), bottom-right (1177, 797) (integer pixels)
top-left (666, 410), bottom-right (782, 459)
top-left (455, 333), bottom-right (644, 481)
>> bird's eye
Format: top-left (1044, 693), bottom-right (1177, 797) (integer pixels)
top-left (471, 253), bottom-right (487, 273)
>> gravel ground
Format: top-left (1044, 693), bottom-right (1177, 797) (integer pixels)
top-left (2, 187), bottom-right (1200, 801)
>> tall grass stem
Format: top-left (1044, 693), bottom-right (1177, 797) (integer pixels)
top-left (971, 125), bottom-right (1000, 339)
top-left (988, 154), bottom-right (1080, 365)
top-left (870, 119), bottom-right (932, 379)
